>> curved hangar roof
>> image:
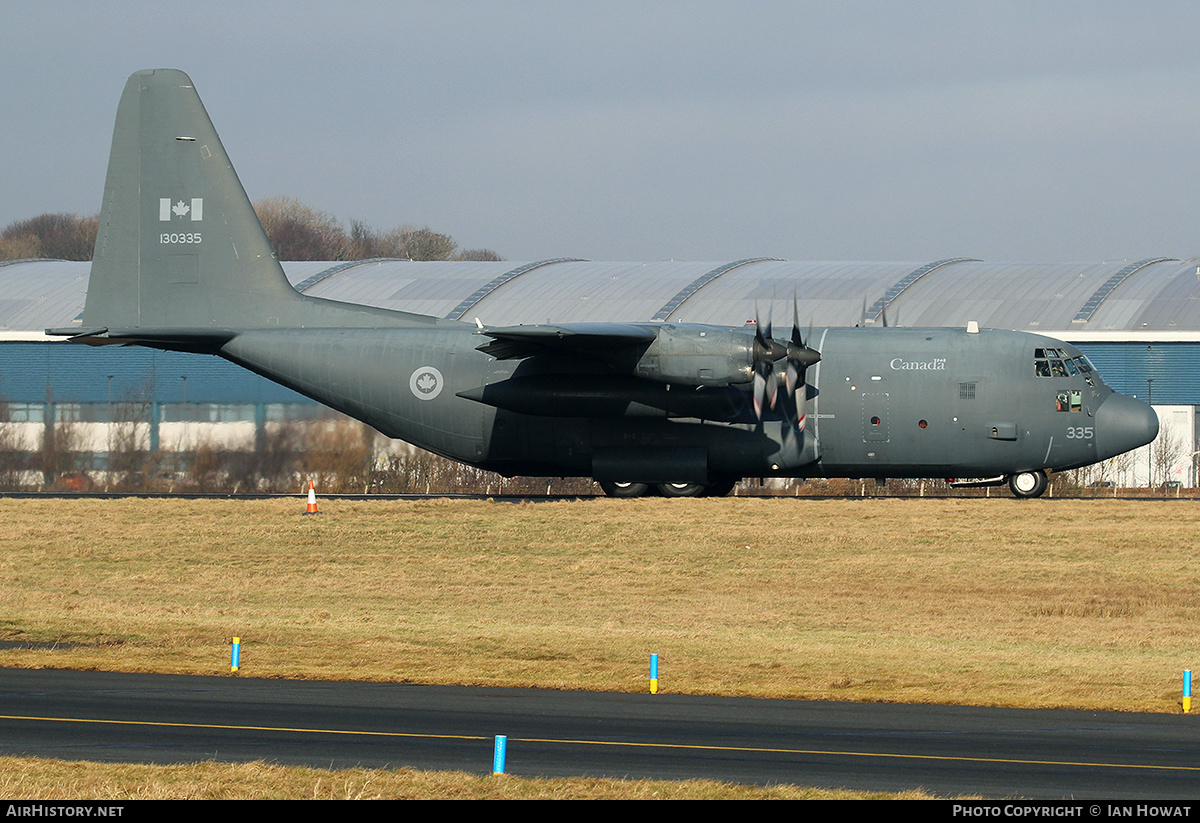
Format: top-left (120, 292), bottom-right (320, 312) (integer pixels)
top-left (4, 256), bottom-right (1199, 341)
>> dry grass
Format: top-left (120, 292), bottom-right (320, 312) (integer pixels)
top-left (0, 756), bottom-right (943, 800)
top-left (0, 498), bottom-right (1196, 711)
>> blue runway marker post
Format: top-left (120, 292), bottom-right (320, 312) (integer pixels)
top-left (230, 637), bottom-right (241, 673)
top-left (650, 653), bottom-right (659, 694)
top-left (1184, 670), bottom-right (1192, 713)
top-left (492, 735), bottom-right (507, 774)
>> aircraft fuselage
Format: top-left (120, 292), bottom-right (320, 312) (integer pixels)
top-left (218, 323), bottom-right (1153, 487)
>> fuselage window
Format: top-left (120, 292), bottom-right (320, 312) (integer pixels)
top-left (1055, 389), bottom-right (1082, 412)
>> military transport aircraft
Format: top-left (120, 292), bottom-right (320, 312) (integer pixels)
top-left (49, 69), bottom-right (1159, 498)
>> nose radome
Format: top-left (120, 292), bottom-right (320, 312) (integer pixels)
top-left (1094, 393), bottom-right (1159, 460)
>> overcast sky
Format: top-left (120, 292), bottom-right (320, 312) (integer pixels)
top-left (5, 1), bottom-right (1200, 263)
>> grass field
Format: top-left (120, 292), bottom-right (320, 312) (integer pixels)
top-left (0, 496), bottom-right (1195, 712)
top-left (0, 757), bottom-right (945, 800)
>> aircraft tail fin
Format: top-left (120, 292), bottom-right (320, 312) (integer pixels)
top-left (82, 69), bottom-right (311, 334)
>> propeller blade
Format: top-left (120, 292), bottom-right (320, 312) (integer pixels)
top-left (751, 303), bottom-right (786, 420)
top-left (781, 295), bottom-right (821, 430)
top-left (784, 303), bottom-right (821, 399)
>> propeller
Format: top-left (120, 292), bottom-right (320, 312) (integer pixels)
top-left (751, 299), bottom-right (821, 426)
top-left (751, 304), bottom-right (786, 420)
top-left (785, 301), bottom-right (820, 398)
top-left (784, 299), bottom-right (821, 430)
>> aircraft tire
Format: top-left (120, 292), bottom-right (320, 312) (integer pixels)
top-left (599, 481), bottom-right (650, 498)
top-left (1008, 470), bottom-right (1048, 499)
top-left (657, 482), bottom-right (706, 498)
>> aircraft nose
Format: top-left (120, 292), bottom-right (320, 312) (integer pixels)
top-left (1094, 393), bottom-right (1159, 460)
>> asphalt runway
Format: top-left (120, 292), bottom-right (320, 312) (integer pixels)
top-left (1, 668), bottom-right (1198, 798)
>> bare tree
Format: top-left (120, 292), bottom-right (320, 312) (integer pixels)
top-left (0, 213), bottom-right (98, 261)
top-left (348, 222), bottom-right (463, 261)
top-left (0, 398), bottom-right (25, 489)
top-left (252, 422), bottom-right (304, 492)
top-left (347, 218), bottom-right (382, 259)
top-left (253, 197), bottom-right (349, 261)
top-left (395, 227), bottom-right (458, 261)
top-left (454, 248), bottom-right (503, 262)
top-left (39, 406), bottom-right (83, 489)
top-left (2, 204), bottom-right (499, 265)
top-left (296, 418), bottom-right (374, 492)
top-left (1152, 426), bottom-right (1188, 487)
top-left (0, 233), bottom-right (40, 262)
top-left (107, 379), bottom-right (156, 490)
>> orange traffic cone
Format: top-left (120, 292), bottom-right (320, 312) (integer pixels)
top-left (303, 479), bottom-right (319, 515)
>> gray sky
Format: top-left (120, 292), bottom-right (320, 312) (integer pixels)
top-left (5, 1), bottom-right (1200, 262)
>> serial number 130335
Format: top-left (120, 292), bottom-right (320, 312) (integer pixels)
top-left (160, 232), bottom-right (202, 244)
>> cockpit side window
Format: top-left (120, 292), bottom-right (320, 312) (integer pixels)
top-left (1034, 349), bottom-right (1096, 386)
top-left (1055, 389), bottom-right (1083, 412)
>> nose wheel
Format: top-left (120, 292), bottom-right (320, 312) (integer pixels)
top-left (1008, 470), bottom-right (1048, 499)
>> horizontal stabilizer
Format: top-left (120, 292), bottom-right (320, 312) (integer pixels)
top-left (46, 326), bottom-right (235, 352)
top-left (46, 327), bottom-right (109, 339)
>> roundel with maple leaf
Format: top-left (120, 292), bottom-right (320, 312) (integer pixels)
top-left (408, 366), bottom-right (444, 401)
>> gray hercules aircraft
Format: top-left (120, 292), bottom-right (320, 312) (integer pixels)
top-left (49, 69), bottom-right (1160, 498)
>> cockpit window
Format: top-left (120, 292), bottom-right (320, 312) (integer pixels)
top-left (1034, 349), bottom-right (1096, 386)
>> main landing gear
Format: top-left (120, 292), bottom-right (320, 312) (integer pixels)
top-left (597, 481), bottom-right (650, 498)
top-left (600, 473), bottom-right (1052, 498)
top-left (597, 478), bottom-right (739, 498)
top-left (1007, 470), bottom-right (1048, 499)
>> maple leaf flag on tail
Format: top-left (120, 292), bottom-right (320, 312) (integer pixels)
top-left (159, 197), bottom-right (203, 221)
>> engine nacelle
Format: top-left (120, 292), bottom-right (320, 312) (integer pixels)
top-left (633, 325), bottom-right (756, 387)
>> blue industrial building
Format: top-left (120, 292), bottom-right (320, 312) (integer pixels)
top-left (3, 255), bottom-right (1197, 483)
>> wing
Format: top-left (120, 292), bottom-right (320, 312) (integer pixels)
top-left (475, 323), bottom-right (658, 360)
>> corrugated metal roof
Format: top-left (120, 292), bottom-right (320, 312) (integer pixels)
top-left (0, 259), bottom-right (91, 330)
top-left (4, 257), bottom-right (1200, 338)
top-left (466, 260), bottom-right (717, 325)
top-left (305, 259), bottom-right (514, 318)
top-left (1123, 261), bottom-right (1200, 332)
